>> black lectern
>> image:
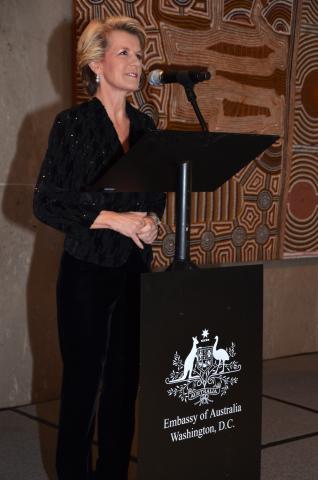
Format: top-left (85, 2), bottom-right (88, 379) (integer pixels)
top-left (93, 130), bottom-right (277, 479)
top-left (93, 130), bottom-right (277, 269)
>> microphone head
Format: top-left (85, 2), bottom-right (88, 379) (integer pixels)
top-left (148, 69), bottom-right (163, 86)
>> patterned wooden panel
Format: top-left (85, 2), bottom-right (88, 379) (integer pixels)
top-left (281, 0), bottom-right (318, 257)
top-left (74, 0), bottom-right (299, 267)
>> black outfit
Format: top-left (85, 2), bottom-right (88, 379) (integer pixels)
top-left (34, 97), bottom-right (165, 267)
top-left (33, 97), bottom-right (166, 480)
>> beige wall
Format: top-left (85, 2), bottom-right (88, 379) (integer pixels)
top-left (0, 0), bottom-right (72, 408)
top-left (0, 1), bottom-right (317, 409)
top-left (264, 258), bottom-right (318, 359)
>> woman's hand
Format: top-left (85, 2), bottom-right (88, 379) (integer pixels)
top-left (137, 216), bottom-right (158, 245)
top-left (90, 211), bottom-right (147, 249)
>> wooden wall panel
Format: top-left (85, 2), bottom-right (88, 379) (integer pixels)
top-left (73, 0), bottom-right (313, 267)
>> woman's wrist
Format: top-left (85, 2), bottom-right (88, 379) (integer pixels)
top-left (91, 210), bottom-right (117, 228)
top-left (147, 212), bottom-right (161, 227)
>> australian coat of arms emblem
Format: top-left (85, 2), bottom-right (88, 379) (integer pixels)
top-left (165, 329), bottom-right (241, 406)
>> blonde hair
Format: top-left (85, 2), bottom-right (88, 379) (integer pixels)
top-left (77, 16), bottom-right (146, 96)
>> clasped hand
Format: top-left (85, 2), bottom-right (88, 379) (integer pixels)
top-left (90, 211), bottom-right (158, 249)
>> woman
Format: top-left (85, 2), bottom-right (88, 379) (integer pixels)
top-left (33, 16), bottom-right (165, 480)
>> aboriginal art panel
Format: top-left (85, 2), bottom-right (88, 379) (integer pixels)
top-left (280, 0), bottom-right (318, 257)
top-left (74, 0), bottom-right (316, 267)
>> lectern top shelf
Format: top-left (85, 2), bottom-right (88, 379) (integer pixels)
top-left (89, 130), bottom-right (279, 193)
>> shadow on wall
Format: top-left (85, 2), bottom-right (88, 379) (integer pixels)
top-left (2, 20), bottom-right (72, 479)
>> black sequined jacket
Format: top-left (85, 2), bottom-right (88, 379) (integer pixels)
top-left (33, 97), bottom-right (166, 267)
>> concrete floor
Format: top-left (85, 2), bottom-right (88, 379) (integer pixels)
top-left (0, 353), bottom-right (317, 479)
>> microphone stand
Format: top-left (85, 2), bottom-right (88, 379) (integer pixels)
top-left (183, 82), bottom-right (208, 132)
top-left (168, 78), bottom-right (209, 271)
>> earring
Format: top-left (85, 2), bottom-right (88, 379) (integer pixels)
top-left (96, 74), bottom-right (100, 84)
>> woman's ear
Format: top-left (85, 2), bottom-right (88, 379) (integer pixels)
top-left (89, 61), bottom-right (99, 76)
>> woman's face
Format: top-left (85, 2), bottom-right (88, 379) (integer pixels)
top-left (97, 29), bottom-right (143, 94)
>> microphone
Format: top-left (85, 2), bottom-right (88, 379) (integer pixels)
top-left (148, 68), bottom-right (213, 86)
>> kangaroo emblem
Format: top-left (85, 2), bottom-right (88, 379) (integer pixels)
top-left (180, 336), bottom-right (199, 380)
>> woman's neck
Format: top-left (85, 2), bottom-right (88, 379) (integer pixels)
top-left (95, 89), bottom-right (128, 124)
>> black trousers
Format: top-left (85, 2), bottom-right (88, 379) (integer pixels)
top-left (55, 250), bottom-right (148, 480)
